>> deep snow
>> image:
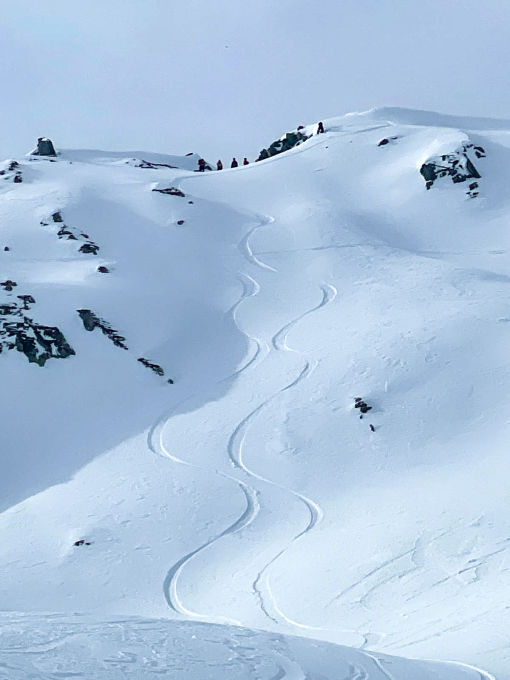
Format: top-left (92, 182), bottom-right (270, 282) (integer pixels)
top-left (1, 108), bottom-right (509, 678)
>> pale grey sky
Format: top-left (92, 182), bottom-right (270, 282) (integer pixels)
top-left (1, 0), bottom-right (509, 161)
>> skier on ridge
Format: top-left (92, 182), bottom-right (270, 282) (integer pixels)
top-left (243, 157), bottom-right (249, 166)
top-left (216, 160), bottom-right (223, 170)
top-left (231, 157), bottom-right (239, 168)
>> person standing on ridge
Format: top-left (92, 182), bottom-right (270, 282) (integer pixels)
top-left (243, 157), bottom-right (249, 165)
top-left (317, 121), bottom-right (325, 134)
top-left (231, 157), bottom-right (238, 168)
top-left (216, 160), bottom-right (223, 170)
top-left (198, 158), bottom-right (206, 172)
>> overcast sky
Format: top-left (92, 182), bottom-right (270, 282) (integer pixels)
top-left (1, 0), bottom-right (509, 161)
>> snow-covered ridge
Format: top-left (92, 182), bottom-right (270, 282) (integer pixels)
top-left (1, 108), bottom-right (509, 678)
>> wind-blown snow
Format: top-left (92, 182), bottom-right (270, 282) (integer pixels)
top-left (1, 108), bottom-right (509, 678)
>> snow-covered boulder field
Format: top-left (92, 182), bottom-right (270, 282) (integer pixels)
top-left (1, 108), bottom-right (509, 678)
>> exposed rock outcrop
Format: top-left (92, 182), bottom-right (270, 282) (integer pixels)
top-left (77, 309), bottom-right (128, 349)
top-left (0, 299), bottom-right (74, 366)
top-left (32, 137), bottom-right (57, 157)
top-left (256, 128), bottom-right (310, 162)
top-left (420, 142), bottom-right (485, 195)
top-left (138, 357), bottom-right (165, 376)
top-left (152, 186), bottom-right (185, 197)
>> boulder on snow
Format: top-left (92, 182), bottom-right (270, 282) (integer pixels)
top-left (79, 242), bottom-right (99, 255)
top-left (32, 137), bottom-right (57, 157)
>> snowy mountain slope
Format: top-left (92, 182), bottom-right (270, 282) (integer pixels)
top-left (0, 613), bottom-right (492, 680)
top-left (1, 108), bottom-right (510, 678)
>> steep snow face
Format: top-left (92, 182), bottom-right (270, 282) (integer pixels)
top-left (1, 109), bottom-right (510, 678)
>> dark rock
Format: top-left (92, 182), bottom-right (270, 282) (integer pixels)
top-left (420, 143), bottom-right (483, 190)
top-left (97, 266), bottom-right (109, 273)
top-left (77, 309), bottom-right (128, 349)
top-left (5, 316), bottom-right (75, 366)
top-left (152, 186), bottom-right (185, 197)
top-left (138, 357), bottom-right (165, 376)
top-left (52, 211), bottom-right (63, 223)
top-left (8, 161), bottom-right (19, 171)
top-left (138, 160), bottom-right (178, 169)
top-left (1, 279), bottom-right (17, 291)
top-left (17, 294), bottom-right (36, 310)
top-left (57, 227), bottom-right (77, 240)
top-left (378, 138), bottom-right (390, 146)
top-left (79, 242), bottom-right (99, 255)
top-left (256, 128), bottom-right (309, 162)
top-left (34, 138), bottom-right (57, 157)
top-left (167, 378), bottom-right (174, 384)
top-left (188, 201), bottom-right (194, 204)
top-left (177, 220), bottom-right (185, 225)
top-left (4, 246), bottom-right (9, 251)
top-left (77, 309), bottom-right (100, 331)
top-left (354, 397), bottom-right (373, 414)
top-left (13, 173), bottom-right (23, 183)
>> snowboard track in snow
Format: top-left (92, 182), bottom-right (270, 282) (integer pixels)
top-left (147, 193), bottom-right (273, 624)
top-left (227, 282), bottom-right (337, 629)
top-left (148, 183), bottom-right (337, 633)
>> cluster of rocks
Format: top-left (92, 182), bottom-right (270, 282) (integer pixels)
top-left (76, 311), bottom-right (174, 382)
top-left (152, 186), bottom-right (185, 197)
top-left (73, 539), bottom-right (92, 547)
top-left (0, 296), bottom-right (75, 366)
top-left (420, 142), bottom-right (485, 195)
top-left (137, 357), bottom-right (165, 376)
top-left (256, 128), bottom-right (310, 162)
top-left (354, 397), bottom-right (372, 416)
top-left (40, 211), bottom-right (100, 255)
top-left (77, 309), bottom-right (128, 349)
top-left (354, 397), bottom-right (376, 432)
top-left (1, 279), bottom-right (17, 292)
top-left (0, 160), bottom-right (23, 184)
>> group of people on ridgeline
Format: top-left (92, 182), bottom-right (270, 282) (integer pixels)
top-left (197, 121), bottom-right (325, 172)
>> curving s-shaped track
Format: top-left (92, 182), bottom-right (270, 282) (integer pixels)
top-left (147, 205), bottom-right (271, 624)
top-left (149, 175), bottom-right (336, 631)
top-left (227, 283), bottom-right (337, 627)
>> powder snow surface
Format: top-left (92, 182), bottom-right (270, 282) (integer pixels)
top-left (1, 108), bottom-right (509, 679)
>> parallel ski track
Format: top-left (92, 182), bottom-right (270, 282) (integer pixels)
top-left (226, 282), bottom-right (337, 628)
top-left (148, 172), bottom-right (337, 631)
top-left (147, 190), bottom-right (272, 623)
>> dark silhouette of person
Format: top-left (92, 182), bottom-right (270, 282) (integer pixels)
top-left (243, 157), bottom-right (249, 165)
top-left (317, 121), bottom-right (325, 134)
top-left (217, 160), bottom-right (223, 170)
top-left (198, 158), bottom-right (206, 172)
top-left (231, 157), bottom-right (239, 168)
